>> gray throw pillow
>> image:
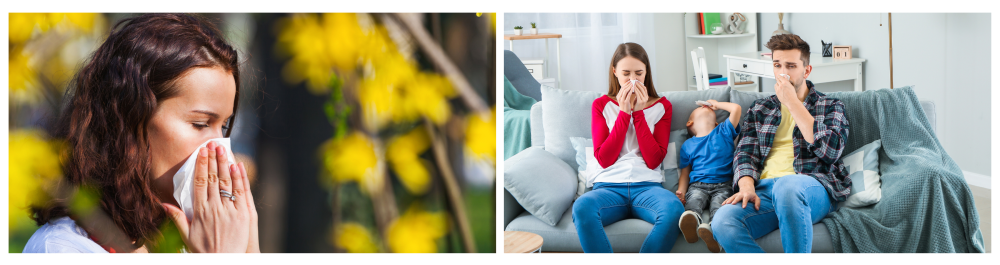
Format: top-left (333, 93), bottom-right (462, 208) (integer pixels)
top-left (841, 140), bottom-right (883, 208)
top-left (540, 86), bottom-right (604, 171)
top-left (504, 147), bottom-right (578, 226)
top-left (729, 89), bottom-right (775, 126)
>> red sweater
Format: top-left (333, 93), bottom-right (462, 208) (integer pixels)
top-left (591, 96), bottom-right (672, 170)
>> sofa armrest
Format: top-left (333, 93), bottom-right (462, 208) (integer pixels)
top-left (503, 188), bottom-right (525, 229)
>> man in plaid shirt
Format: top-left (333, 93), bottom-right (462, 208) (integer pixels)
top-left (710, 34), bottom-right (851, 253)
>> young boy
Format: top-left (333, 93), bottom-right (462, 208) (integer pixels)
top-left (676, 99), bottom-right (741, 253)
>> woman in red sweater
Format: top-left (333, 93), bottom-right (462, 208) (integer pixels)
top-left (571, 42), bottom-right (682, 253)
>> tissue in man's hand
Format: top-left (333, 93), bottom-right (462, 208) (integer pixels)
top-left (172, 138), bottom-right (236, 221)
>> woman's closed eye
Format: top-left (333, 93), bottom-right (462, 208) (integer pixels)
top-left (192, 122), bottom-right (210, 129)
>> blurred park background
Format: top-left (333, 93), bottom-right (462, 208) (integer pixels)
top-left (8, 13), bottom-right (497, 253)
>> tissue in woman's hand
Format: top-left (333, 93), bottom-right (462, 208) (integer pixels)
top-left (172, 138), bottom-right (236, 221)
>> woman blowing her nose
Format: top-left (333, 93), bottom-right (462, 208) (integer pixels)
top-left (24, 13), bottom-right (258, 253)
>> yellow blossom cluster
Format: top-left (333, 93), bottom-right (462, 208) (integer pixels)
top-left (9, 13), bottom-right (104, 105)
top-left (320, 132), bottom-right (383, 195)
top-left (386, 126), bottom-right (432, 195)
top-left (386, 204), bottom-right (448, 253)
top-left (276, 13), bottom-right (456, 131)
top-left (465, 108), bottom-right (497, 161)
top-left (334, 222), bottom-right (380, 253)
top-left (8, 130), bottom-right (64, 230)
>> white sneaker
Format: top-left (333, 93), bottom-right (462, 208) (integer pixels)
top-left (698, 223), bottom-right (722, 253)
top-left (678, 210), bottom-right (702, 243)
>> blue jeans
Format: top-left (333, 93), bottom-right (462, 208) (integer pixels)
top-left (710, 175), bottom-right (836, 253)
top-left (572, 182), bottom-right (684, 253)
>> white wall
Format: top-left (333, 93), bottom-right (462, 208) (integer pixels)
top-left (504, 13), bottom-right (680, 93)
top-left (757, 13), bottom-right (990, 177)
top-left (652, 13), bottom-right (688, 92)
top-left (942, 14), bottom-right (991, 177)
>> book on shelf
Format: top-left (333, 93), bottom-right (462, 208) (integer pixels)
top-left (709, 81), bottom-right (754, 86)
top-left (702, 13), bottom-right (721, 35)
top-left (698, 13), bottom-right (704, 34)
top-left (692, 74), bottom-right (723, 80)
top-left (709, 77), bottom-right (727, 83)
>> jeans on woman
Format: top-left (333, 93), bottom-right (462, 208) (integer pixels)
top-left (571, 181), bottom-right (684, 253)
top-left (710, 174), bottom-right (836, 253)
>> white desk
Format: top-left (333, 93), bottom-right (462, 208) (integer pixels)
top-left (724, 51), bottom-right (866, 92)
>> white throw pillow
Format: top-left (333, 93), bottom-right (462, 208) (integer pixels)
top-left (841, 140), bottom-right (883, 208)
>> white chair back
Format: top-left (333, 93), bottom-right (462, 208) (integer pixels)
top-left (690, 47), bottom-right (710, 91)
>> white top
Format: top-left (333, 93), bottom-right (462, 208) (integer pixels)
top-left (587, 101), bottom-right (666, 187)
top-left (23, 217), bottom-right (108, 253)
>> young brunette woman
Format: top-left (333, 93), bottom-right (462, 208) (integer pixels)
top-left (24, 14), bottom-right (258, 253)
top-left (571, 42), bottom-right (683, 253)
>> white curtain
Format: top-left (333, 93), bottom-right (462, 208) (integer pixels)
top-left (504, 13), bottom-right (657, 92)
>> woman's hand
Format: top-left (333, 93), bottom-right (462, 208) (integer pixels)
top-left (722, 176), bottom-right (760, 210)
top-left (162, 141), bottom-right (255, 253)
top-left (616, 81), bottom-right (635, 114)
top-left (633, 80), bottom-right (650, 111)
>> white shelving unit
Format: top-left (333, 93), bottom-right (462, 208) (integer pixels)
top-left (684, 13), bottom-right (759, 92)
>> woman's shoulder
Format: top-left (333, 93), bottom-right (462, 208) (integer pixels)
top-left (23, 217), bottom-right (106, 253)
top-left (592, 95), bottom-right (616, 108)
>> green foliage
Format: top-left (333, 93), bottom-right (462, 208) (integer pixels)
top-left (324, 73), bottom-right (351, 140)
top-left (530, 22), bottom-right (536, 28)
top-left (149, 219), bottom-right (187, 253)
top-left (514, 26), bottom-right (522, 30)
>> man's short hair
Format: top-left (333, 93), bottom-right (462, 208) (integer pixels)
top-left (766, 34), bottom-right (810, 66)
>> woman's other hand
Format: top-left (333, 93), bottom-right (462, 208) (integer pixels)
top-left (162, 141), bottom-right (253, 252)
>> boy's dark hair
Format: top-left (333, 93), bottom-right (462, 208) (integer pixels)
top-left (766, 34), bottom-right (810, 66)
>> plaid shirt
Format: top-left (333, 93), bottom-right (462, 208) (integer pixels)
top-left (733, 81), bottom-right (852, 202)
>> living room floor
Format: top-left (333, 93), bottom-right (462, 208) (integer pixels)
top-left (970, 185), bottom-right (991, 253)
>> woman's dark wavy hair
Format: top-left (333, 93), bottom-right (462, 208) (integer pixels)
top-left (32, 13), bottom-right (241, 247)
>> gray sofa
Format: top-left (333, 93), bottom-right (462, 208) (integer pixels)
top-left (503, 85), bottom-right (937, 253)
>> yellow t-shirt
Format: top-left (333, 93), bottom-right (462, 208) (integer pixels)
top-left (760, 104), bottom-right (797, 179)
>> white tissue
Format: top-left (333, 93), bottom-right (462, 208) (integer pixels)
top-left (172, 138), bottom-right (236, 221)
top-left (695, 100), bottom-right (713, 107)
top-left (779, 74), bottom-right (790, 79)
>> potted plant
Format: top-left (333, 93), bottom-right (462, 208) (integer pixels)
top-left (514, 26), bottom-right (523, 36)
top-left (530, 22), bottom-right (538, 35)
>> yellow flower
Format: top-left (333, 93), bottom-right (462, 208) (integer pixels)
top-left (9, 130), bottom-right (63, 229)
top-left (9, 47), bottom-right (41, 105)
top-left (276, 14), bottom-right (335, 93)
top-left (465, 108), bottom-right (497, 161)
top-left (320, 132), bottom-right (384, 195)
top-left (386, 126), bottom-right (431, 195)
top-left (386, 204), bottom-right (448, 253)
top-left (334, 222), bottom-right (379, 253)
top-left (9, 13), bottom-right (50, 43)
top-left (276, 13), bottom-right (459, 130)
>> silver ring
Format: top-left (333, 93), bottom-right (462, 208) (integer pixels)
top-left (220, 190), bottom-right (236, 201)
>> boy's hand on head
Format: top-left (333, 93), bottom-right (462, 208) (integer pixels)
top-left (705, 99), bottom-right (720, 111)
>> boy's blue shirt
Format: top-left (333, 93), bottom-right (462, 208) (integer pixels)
top-left (679, 119), bottom-right (738, 184)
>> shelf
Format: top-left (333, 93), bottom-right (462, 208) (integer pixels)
top-left (686, 33), bottom-right (755, 39)
top-left (687, 83), bottom-right (756, 89)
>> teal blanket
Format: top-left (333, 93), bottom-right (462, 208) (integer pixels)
top-left (504, 77), bottom-right (537, 160)
top-left (822, 87), bottom-right (984, 253)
